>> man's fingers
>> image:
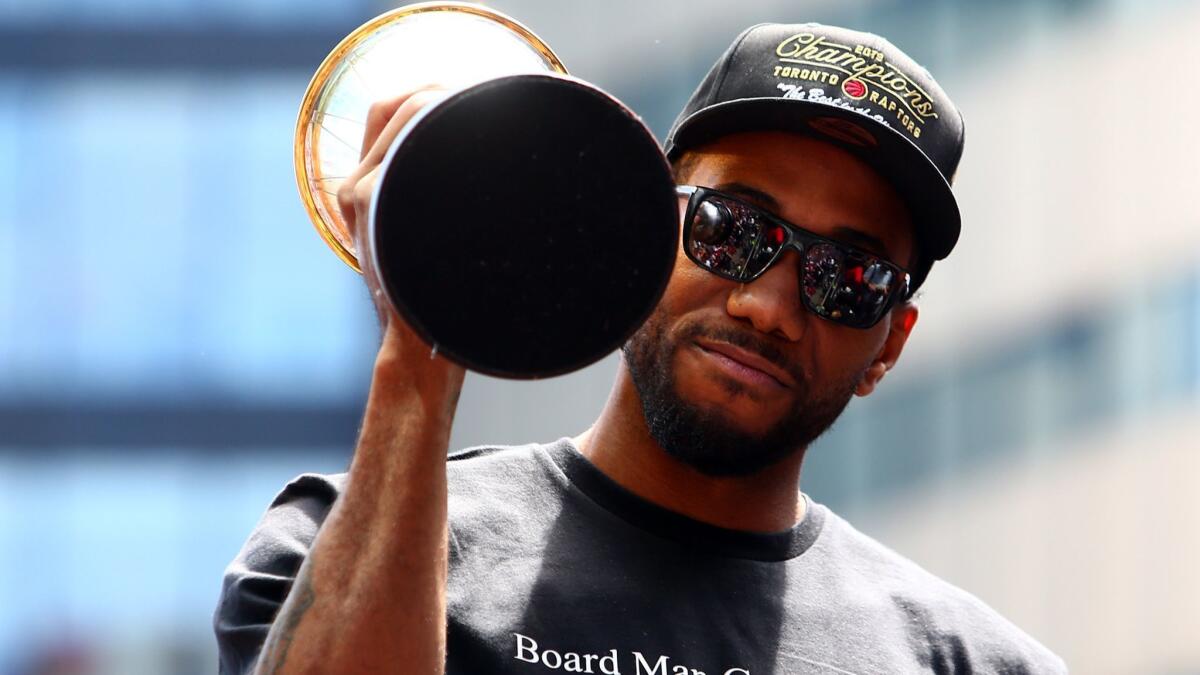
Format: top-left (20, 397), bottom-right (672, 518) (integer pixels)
top-left (336, 175), bottom-right (360, 237)
top-left (339, 87), bottom-right (447, 240)
top-left (360, 86), bottom-right (447, 164)
top-left (360, 95), bottom-right (409, 160)
top-left (352, 165), bottom-right (381, 243)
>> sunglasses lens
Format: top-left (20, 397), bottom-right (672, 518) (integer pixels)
top-left (686, 195), bottom-right (783, 281)
top-left (802, 243), bottom-right (898, 328)
top-left (691, 200), bottom-right (731, 245)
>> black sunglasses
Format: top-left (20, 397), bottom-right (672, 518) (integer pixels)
top-left (677, 185), bottom-right (910, 330)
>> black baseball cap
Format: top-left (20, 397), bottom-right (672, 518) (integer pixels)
top-left (665, 23), bottom-right (965, 293)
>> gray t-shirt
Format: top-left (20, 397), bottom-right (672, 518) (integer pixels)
top-left (214, 438), bottom-right (1067, 674)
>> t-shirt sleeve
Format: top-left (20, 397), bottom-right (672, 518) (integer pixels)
top-left (212, 473), bottom-right (342, 675)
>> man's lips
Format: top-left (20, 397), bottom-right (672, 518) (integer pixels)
top-left (693, 339), bottom-right (796, 389)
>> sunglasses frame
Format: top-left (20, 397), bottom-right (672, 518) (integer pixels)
top-left (676, 184), bottom-right (911, 329)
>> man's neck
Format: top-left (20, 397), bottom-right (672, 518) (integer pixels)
top-left (573, 363), bottom-right (807, 534)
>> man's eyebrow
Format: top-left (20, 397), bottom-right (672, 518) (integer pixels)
top-left (828, 226), bottom-right (891, 259)
top-left (712, 182), bottom-right (780, 212)
top-left (714, 182), bottom-right (895, 260)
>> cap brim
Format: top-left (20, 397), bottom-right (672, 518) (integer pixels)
top-left (665, 97), bottom-right (961, 266)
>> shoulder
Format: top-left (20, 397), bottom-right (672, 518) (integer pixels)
top-left (228, 443), bottom-right (547, 564)
top-left (260, 441), bottom-right (567, 533)
top-left (264, 440), bottom-right (558, 506)
top-left (447, 440), bottom-right (549, 472)
top-left (268, 471), bottom-right (345, 511)
top-left (444, 440), bottom-right (573, 530)
top-left (813, 507), bottom-right (1068, 674)
top-left (446, 440), bottom-right (565, 490)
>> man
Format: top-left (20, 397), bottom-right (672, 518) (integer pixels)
top-left (216, 22), bottom-right (1067, 674)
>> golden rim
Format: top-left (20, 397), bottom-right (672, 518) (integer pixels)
top-left (293, 2), bottom-right (568, 273)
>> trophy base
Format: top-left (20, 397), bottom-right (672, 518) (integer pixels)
top-left (371, 74), bottom-right (679, 379)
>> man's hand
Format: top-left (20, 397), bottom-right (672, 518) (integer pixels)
top-left (336, 88), bottom-right (442, 330)
top-left (336, 86), bottom-right (465, 392)
top-left (254, 88), bottom-right (462, 675)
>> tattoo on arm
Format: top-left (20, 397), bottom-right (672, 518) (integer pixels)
top-left (259, 571), bottom-right (317, 675)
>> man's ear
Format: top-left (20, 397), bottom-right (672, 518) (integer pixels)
top-left (855, 302), bottom-right (918, 397)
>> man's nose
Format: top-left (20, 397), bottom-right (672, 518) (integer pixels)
top-left (725, 249), bottom-right (807, 341)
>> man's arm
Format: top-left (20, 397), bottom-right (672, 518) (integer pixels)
top-left (252, 355), bottom-right (461, 674)
top-left (249, 88), bottom-right (462, 675)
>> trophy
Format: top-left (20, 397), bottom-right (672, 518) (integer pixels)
top-left (295, 2), bottom-right (679, 378)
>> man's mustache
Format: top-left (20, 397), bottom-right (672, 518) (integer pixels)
top-left (676, 320), bottom-right (805, 386)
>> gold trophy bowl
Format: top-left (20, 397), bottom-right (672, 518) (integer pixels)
top-left (291, 3), bottom-right (679, 378)
top-left (294, 2), bottom-right (567, 272)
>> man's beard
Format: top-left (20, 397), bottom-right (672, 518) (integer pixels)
top-left (622, 309), bottom-right (861, 477)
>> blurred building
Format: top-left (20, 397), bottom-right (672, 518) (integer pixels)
top-left (0, 0), bottom-right (1195, 673)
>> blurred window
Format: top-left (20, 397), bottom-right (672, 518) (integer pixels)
top-left (0, 74), bottom-right (373, 404)
top-left (0, 0), bottom-right (367, 27)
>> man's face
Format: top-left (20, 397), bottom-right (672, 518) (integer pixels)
top-left (622, 130), bottom-right (917, 477)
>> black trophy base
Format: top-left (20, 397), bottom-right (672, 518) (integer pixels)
top-left (371, 74), bottom-right (679, 379)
